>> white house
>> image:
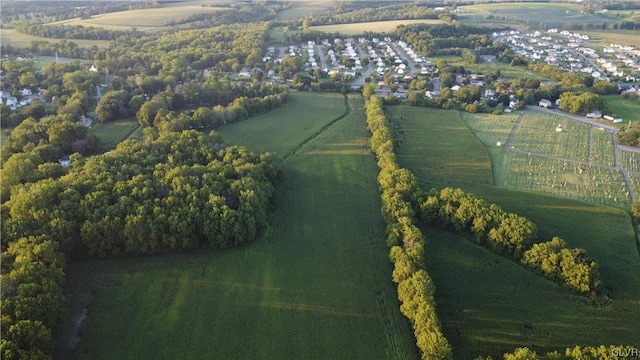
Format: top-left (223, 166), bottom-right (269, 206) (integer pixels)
top-left (20, 88), bottom-right (32, 96)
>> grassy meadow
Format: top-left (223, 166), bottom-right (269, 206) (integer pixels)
top-left (459, 2), bottom-right (612, 29)
top-left (213, 91), bottom-right (346, 156)
top-left (387, 106), bottom-right (493, 190)
top-left (603, 95), bottom-right (640, 122)
top-left (1, 29), bottom-right (111, 49)
top-left (582, 30), bottom-right (640, 49)
top-left (48, 4), bottom-right (226, 33)
top-left (88, 117), bottom-right (140, 152)
top-left (62, 94), bottom-right (418, 359)
top-left (274, 0), bottom-right (333, 20)
top-left (390, 106), bottom-right (640, 359)
top-left (310, 19), bottom-right (445, 36)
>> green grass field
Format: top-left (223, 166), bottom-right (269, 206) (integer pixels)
top-left (459, 2), bottom-right (612, 29)
top-left (48, 4), bottom-right (225, 33)
top-left (1, 29), bottom-right (112, 49)
top-left (310, 19), bottom-right (445, 35)
top-left (431, 55), bottom-right (553, 81)
top-left (87, 117), bottom-right (140, 152)
top-left (387, 106), bottom-right (493, 190)
top-left (603, 95), bottom-right (640, 122)
top-left (391, 107), bottom-right (640, 359)
top-left (213, 91), bottom-right (346, 156)
top-left (61, 94), bottom-right (418, 359)
top-left (273, 0), bottom-right (333, 20)
top-left (582, 30), bottom-right (640, 49)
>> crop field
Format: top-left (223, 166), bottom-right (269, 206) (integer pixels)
top-left (1, 29), bottom-right (112, 49)
top-left (62, 95), bottom-right (418, 359)
top-left (459, 2), bottom-right (612, 29)
top-left (582, 30), bottom-right (640, 49)
top-left (387, 106), bottom-right (493, 190)
top-left (602, 95), bottom-right (640, 122)
top-left (392, 109), bottom-right (640, 358)
top-left (310, 19), bottom-right (445, 35)
top-left (213, 92), bottom-right (346, 156)
top-left (48, 4), bottom-right (226, 33)
top-left (87, 117), bottom-right (140, 152)
top-left (510, 111), bottom-right (591, 162)
top-left (274, 0), bottom-right (333, 20)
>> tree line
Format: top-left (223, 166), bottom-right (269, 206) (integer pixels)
top-left (1, 130), bottom-right (281, 358)
top-left (419, 187), bottom-right (602, 296)
top-left (364, 85), bottom-right (453, 359)
top-left (479, 345), bottom-right (640, 359)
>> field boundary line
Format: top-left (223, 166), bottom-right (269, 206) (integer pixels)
top-left (283, 94), bottom-right (351, 160)
top-left (504, 111), bottom-right (526, 150)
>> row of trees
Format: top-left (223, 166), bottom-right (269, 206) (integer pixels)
top-left (364, 86), bottom-right (453, 359)
top-left (419, 188), bottom-right (602, 296)
top-left (480, 345), bottom-right (640, 359)
top-left (138, 92), bottom-right (288, 131)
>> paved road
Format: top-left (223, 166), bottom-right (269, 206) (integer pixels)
top-left (351, 43), bottom-right (374, 88)
top-left (316, 45), bottom-right (328, 71)
top-left (390, 43), bottom-right (417, 75)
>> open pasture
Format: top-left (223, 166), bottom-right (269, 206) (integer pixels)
top-left (273, 0), bottom-right (334, 20)
top-left (421, 209), bottom-right (640, 359)
top-left (459, 2), bottom-right (612, 29)
top-left (511, 111), bottom-right (591, 163)
top-left (440, 56), bottom-right (554, 81)
top-left (88, 117), bottom-right (140, 152)
top-left (459, 111), bottom-right (519, 185)
top-left (48, 4), bottom-right (226, 32)
top-left (64, 95), bottom-right (418, 359)
top-left (582, 30), bottom-right (640, 50)
top-left (387, 106), bottom-right (493, 190)
top-left (392, 111), bottom-right (640, 357)
top-left (1, 29), bottom-right (111, 49)
top-left (214, 91), bottom-right (346, 156)
top-left (503, 152), bottom-right (630, 208)
top-left (310, 19), bottom-right (445, 35)
top-left (602, 95), bottom-right (640, 122)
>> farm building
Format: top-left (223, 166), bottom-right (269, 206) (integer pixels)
top-left (539, 99), bottom-right (553, 108)
top-left (586, 111), bottom-right (602, 118)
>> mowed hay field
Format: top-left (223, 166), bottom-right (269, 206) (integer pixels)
top-left (1, 29), bottom-right (111, 48)
top-left (388, 106), bottom-right (493, 190)
top-left (311, 19), bottom-right (445, 35)
top-left (391, 108), bottom-right (640, 359)
top-left (63, 94), bottom-right (418, 359)
top-left (459, 2), bottom-right (609, 28)
top-left (49, 3), bottom-right (227, 32)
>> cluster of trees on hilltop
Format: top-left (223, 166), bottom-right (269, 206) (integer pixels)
top-left (395, 24), bottom-right (507, 57)
top-left (364, 86), bottom-right (453, 359)
top-left (419, 188), bottom-right (603, 296)
top-left (302, 2), bottom-right (444, 26)
top-left (1, 130), bottom-right (280, 358)
top-left (11, 22), bottom-right (140, 41)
